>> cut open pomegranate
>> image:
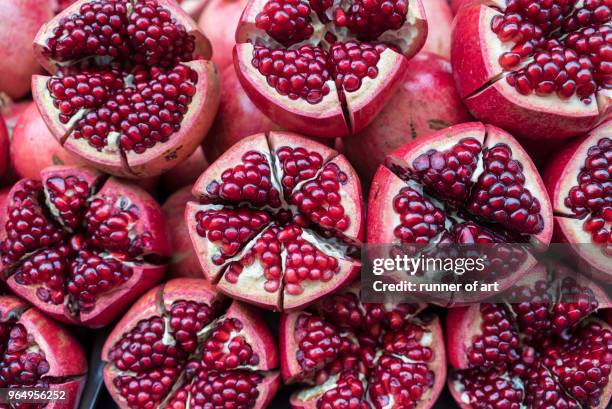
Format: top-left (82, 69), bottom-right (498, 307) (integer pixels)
top-left (32, 0), bottom-right (221, 178)
top-left (186, 131), bottom-right (363, 311)
top-left (0, 166), bottom-right (170, 327)
top-left (102, 278), bottom-right (280, 409)
top-left (0, 295), bottom-right (88, 409)
top-left (447, 264), bottom-right (612, 409)
top-left (452, 0), bottom-right (611, 140)
top-left (233, 0), bottom-right (428, 137)
top-left (280, 284), bottom-right (446, 409)
top-left (544, 119), bottom-right (612, 281)
top-left (368, 122), bottom-right (553, 303)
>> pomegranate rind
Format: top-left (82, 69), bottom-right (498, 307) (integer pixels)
top-left (445, 305), bottom-right (484, 370)
top-left (279, 311), bottom-right (308, 382)
top-left (451, 1), bottom-right (609, 140)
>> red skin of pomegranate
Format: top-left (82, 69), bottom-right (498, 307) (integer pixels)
top-left (344, 52), bottom-right (472, 181)
top-left (280, 284), bottom-right (446, 409)
top-left (32, 0), bottom-right (221, 178)
top-left (446, 272), bottom-right (612, 409)
top-left (0, 296), bottom-right (88, 409)
top-left (367, 122), bottom-right (553, 304)
top-left (204, 66), bottom-right (281, 162)
top-left (0, 165), bottom-right (171, 327)
top-left (11, 102), bottom-right (86, 180)
top-left (451, 0), bottom-right (611, 140)
top-left (450, 0), bottom-right (467, 14)
top-left (234, 0), bottom-right (428, 138)
top-left (187, 131), bottom-right (363, 311)
top-left (0, 0), bottom-right (55, 100)
top-left (163, 185), bottom-right (202, 279)
top-left (0, 99), bottom-right (31, 136)
top-left (102, 278), bottom-right (280, 409)
top-left (421, 0), bottom-right (453, 59)
top-left (543, 119), bottom-right (612, 282)
top-left (161, 146), bottom-right (209, 193)
top-left (198, 0), bottom-right (248, 72)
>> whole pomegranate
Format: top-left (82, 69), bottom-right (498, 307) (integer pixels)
top-left (0, 166), bottom-right (170, 327)
top-left (447, 264), bottom-right (612, 409)
top-left (11, 102), bottom-right (86, 180)
top-left (0, 295), bottom-right (88, 409)
top-left (452, 0), bottom-right (611, 140)
top-left (421, 0), bottom-right (453, 58)
top-left (204, 66), bottom-right (280, 162)
top-left (544, 119), bottom-right (612, 281)
top-left (368, 122), bottom-right (553, 300)
top-left (0, 0), bottom-right (55, 100)
top-left (163, 185), bottom-right (202, 279)
top-left (199, 0), bottom-right (248, 72)
top-left (161, 146), bottom-right (208, 193)
top-left (233, 0), bottom-right (428, 137)
top-left (1, 99), bottom-right (31, 136)
top-left (344, 52), bottom-right (472, 180)
top-left (186, 131), bottom-right (363, 311)
top-left (281, 284), bottom-right (446, 409)
top-left (32, 0), bottom-right (221, 178)
top-left (102, 278), bottom-right (280, 409)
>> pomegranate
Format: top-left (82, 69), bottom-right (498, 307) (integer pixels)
top-left (204, 66), bottom-right (280, 162)
top-left (544, 119), bottom-right (612, 281)
top-left (0, 295), bottom-right (88, 408)
top-left (421, 0), bottom-right (453, 58)
top-left (11, 102), bottom-right (86, 180)
top-left (0, 99), bottom-right (31, 136)
top-left (164, 186), bottom-right (202, 279)
top-left (161, 146), bottom-right (209, 193)
top-left (280, 284), bottom-right (446, 409)
top-left (367, 122), bottom-right (553, 302)
top-left (0, 165), bottom-right (170, 327)
top-left (0, 0), bottom-right (55, 100)
top-left (452, 0), bottom-right (611, 140)
top-left (233, 0), bottom-right (428, 138)
top-left (199, 0), bottom-right (248, 72)
top-left (447, 264), bottom-right (612, 409)
top-left (344, 52), bottom-right (472, 180)
top-left (186, 131), bottom-right (363, 311)
top-left (32, 0), bottom-right (221, 178)
top-left (102, 278), bottom-right (280, 409)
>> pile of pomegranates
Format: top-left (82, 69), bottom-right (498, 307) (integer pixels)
top-left (0, 1), bottom-right (608, 409)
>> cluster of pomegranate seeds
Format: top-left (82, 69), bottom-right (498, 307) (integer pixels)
top-left (288, 289), bottom-right (440, 409)
top-left (0, 323), bottom-right (50, 387)
top-left (41, 0), bottom-right (203, 154)
top-left (451, 369), bottom-right (525, 409)
top-left (491, 0), bottom-right (611, 102)
top-left (0, 169), bottom-right (162, 317)
top-left (107, 292), bottom-right (274, 409)
top-left (565, 137), bottom-right (611, 251)
top-left (251, 0), bottom-right (412, 103)
top-left (392, 186), bottom-right (446, 244)
top-left (190, 134), bottom-right (360, 308)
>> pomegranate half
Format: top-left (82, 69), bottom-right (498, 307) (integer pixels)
top-left (367, 122), bottom-right (553, 303)
top-left (32, 0), bottom-right (221, 178)
top-left (447, 264), bottom-right (612, 409)
top-left (233, 0), bottom-right (428, 137)
top-left (102, 278), bottom-right (280, 409)
top-left (186, 131), bottom-right (363, 311)
top-left (0, 295), bottom-right (88, 409)
top-left (280, 284), bottom-right (446, 409)
top-left (451, 0), bottom-right (611, 140)
top-left (544, 119), bottom-right (611, 281)
top-left (0, 166), bottom-right (170, 327)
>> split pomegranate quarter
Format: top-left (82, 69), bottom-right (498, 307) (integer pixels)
top-left (0, 296), bottom-right (88, 409)
top-left (233, 0), bottom-right (428, 138)
top-left (32, 0), bottom-right (221, 178)
top-left (545, 119), bottom-right (612, 281)
top-left (186, 131), bottom-right (363, 311)
top-left (280, 284), bottom-right (446, 409)
top-left (0, 166), bottom-right (171, 328)
top-left (102, 278), bottom-right (280, 409)
top-left (447, 265), bottom-right (612, 409)
top-left (452, 0), bottom-right (611, 140)
top-left (368, 122), bottom-right (553, 301)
